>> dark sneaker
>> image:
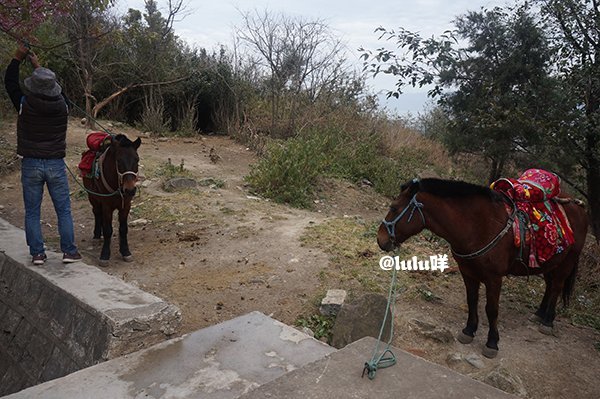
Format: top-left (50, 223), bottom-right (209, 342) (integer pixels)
top-left (32, 254), bottom-right (47, 265)
top-left (63, 252), bottom-right (82, 263)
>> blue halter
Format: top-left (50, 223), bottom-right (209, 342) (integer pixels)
top-left (381, 194), bottom-right (425, 242)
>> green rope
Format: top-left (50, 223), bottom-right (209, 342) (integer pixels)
top-left (362, 266), bottom-right (398, 380)
top-left (67, 100), bottom-right (114, 136)
top-left (65, 160), bottom-right (121, 198)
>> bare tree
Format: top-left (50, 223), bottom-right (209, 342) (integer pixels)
top-left (235, 9), bottom-right (348, 136)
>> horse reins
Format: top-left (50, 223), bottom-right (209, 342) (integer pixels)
top-left (382, 192), bottom-right (517, 260)
top-left (451, 208), bottom-right (516, 259)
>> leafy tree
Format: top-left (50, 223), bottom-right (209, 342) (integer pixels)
top-left (538, 0), bottom-right (600, 239)
top-left (361, 5), bottom-right (555, 183)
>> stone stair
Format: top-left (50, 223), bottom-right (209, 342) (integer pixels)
top-left (3, 311), bottom-right (335, 399)
top-left (3, 310), bottom-right (517, 399)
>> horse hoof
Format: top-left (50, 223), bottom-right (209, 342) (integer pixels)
top-left (122, 255), bottom-right (133, 262)
top-left (538, 324), bottom-right (554, 336)
top-left (457, 331), bottom-right (474, 344)
top-left (528, 314), bottom-right (543, 323)
top-left (98, 259), bottom-right (110, 267)
top-left (482, 346), bottom-right (498, 359)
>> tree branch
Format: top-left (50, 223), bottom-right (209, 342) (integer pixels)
top-left (91, 74), bottom-right (191, 118)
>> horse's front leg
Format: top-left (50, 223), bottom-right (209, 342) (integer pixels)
top-left (482, 277), bottom-right (502, 358)
top-left (92, 202), bottom-right (103, 239)
top-left (99, 206), bottom-right (114, 266)
top-left (118, 203), bottom-right (133, 262)
top-left (457, 273), bottom-right (480, 344)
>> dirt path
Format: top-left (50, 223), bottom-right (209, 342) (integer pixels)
top-left (0, 120), bottom-right (598, 398)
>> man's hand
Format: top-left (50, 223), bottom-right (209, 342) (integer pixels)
top-left (28, 52), bottom-right (41, 69)
top-left (14, 43), bottom-right (30, 62)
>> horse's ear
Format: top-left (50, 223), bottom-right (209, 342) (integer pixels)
top-left (133, 137), bottom-right (141, 149)
top-left (400, 178), bottom-right (420, 196)
top-left (411, 178), bottom-right (420, 194)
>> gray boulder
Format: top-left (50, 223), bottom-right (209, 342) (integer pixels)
top-left (330, 293), bottom-right (392, 349)
top-left (163, 177), bottom-right (198, 192)
top-left (483, 366), bottom-right (527, 397)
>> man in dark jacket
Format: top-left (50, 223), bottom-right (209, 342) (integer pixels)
top-left (4, 43), bottom-right (81, 265)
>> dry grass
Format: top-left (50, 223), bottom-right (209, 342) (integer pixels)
top-left (564, 238), bottom-right (600, 330)
top-left (300, 217), bottom-right (459, 298)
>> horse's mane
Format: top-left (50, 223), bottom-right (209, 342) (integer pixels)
top-left (402, 178), bottom-right (504, 202)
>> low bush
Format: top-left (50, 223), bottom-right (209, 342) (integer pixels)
top-left (246, 134), bottom-right (328, 208)
top-left (246, 127), bottom-right (428, 206)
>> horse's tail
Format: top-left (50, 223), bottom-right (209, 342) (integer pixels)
top-left (562, 255), bottom-right (579, 307)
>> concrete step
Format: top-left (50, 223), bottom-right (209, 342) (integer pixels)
top-left (238, 337), bottom-right (517, 399)
top-left (0, 218), bottom-right (181, 395)
top-left (3, 311), bottom-right (335, 399)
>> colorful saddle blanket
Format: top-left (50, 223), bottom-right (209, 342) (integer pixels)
top-left (78, 132), bottom-right (112, 177)
top-left (491, 169), bottom-right (575, 268)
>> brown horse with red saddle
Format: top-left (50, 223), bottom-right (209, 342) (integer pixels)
top-left (378, 171), bottom-right (587, 358)
top-left (80, 133), bottom-right (141, 266)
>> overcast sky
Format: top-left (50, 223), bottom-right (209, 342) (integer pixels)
top-left (119, 0), bottom-right (512, 116)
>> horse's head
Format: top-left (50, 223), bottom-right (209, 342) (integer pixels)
top-left (377, 178), bottom-right (426, 252)
top-left (113, 134), bottom-right (141, 197)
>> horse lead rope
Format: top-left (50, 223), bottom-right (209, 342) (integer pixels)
top-left (362, 266), bottom-right (398, 380)
top-left (364, 194), bottom-right (426, 380)
top-left (65, 161), bottom-right (120, 198)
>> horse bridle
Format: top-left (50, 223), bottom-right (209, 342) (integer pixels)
top-left (382, 192), bottom-right (516, 259)
top-left (115, 161), bottom-right (138, 190)
top-left (98, 147), bottom-right (138, 195)
top-left (381, 194), bottom-right (425, 242)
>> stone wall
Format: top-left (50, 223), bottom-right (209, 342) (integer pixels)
top-left (0, 251), bottom-right (181, 396)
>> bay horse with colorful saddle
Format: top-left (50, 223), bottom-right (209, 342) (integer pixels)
top-left (79, 132), bottom-right (141, 266)
top-left (377, 170), bottom-right (587, 358)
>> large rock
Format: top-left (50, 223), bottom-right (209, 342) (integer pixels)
top-left (483, 366), bottom-right (527, 397)
top-left (410, 318), bottom-right (454, 344)
top-left (330, 293), bottom-right (391, 349)
top-left (163, 177), bottom-right (198, 191)
top-left (319, 289), bottom-right (347, 316)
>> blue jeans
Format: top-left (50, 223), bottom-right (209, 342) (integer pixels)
top-left (21, 158), bottom-right (78, 256)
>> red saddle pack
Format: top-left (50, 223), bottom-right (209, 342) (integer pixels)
top-left (491, 169), bottom-right (575, 268)
top-left (78, 132), bottom-right (112, 177)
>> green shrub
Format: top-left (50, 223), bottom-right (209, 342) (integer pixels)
top-left (295, 314), bottom-right (335, 341)
top-left (154, 159), bottom-right (190, 179)
top-left (246, 134), bottom-right (329, 208)
top-left (246, 127), bottom-right (423, 205)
